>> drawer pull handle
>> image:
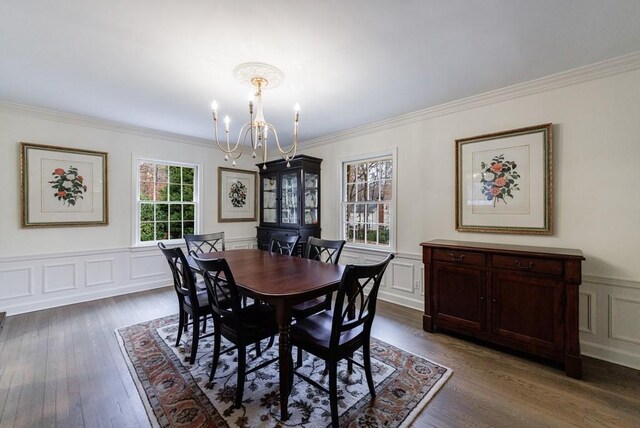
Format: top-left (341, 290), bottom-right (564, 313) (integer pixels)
top-left (514, 259), bottom-right (534, 270)
top-left (449, 252), bottom-right (465, 262)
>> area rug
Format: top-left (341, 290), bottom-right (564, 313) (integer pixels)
top-left (116, 315), bottom-right (452, 427)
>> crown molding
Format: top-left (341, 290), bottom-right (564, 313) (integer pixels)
top-left (301, 51), bottom-right (640, 150)
top-left (0, 100), bottom-right (213, 148)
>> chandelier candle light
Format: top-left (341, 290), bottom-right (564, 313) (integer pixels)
top-left (211, 63), bottom-right (299, 169)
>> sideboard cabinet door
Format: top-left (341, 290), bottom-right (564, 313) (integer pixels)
top-left (434, 263), bottom-right (486, 333)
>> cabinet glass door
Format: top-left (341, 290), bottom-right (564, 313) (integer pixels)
top-left (262, 174), bottom-right (278, 224)
top-left (304, 172), bottom-right (319, 225)
top-left (280, 171), bottom-right (299, 225)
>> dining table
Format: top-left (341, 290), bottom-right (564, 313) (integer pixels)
top-left (188, 248), bottom-right (345, 420)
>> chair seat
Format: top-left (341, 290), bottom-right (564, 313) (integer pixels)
top-left (220, 303), bottom-right (278, 341)
top-left (291, 310), bottom-right (363, 352)
top-left (184, 289), bottom-right (210, 308)
top-left (292, 296), bottom-right (327, 317)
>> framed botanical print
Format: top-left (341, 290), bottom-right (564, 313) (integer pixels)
top-left (21, 142), bottom-right (109, 227)
top-left (455, 123), bottom-right (553, 234)
top-left (218, 167), bottom-right (257, 222)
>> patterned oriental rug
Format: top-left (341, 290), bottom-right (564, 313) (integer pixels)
top-left (116, 315), bottom-right (452, 428)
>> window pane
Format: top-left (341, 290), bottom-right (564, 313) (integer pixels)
top-left (170, 204), bottom-right (182, 221)
top-left (183, 221), bottom-right (195, 235)
top-left (346, 164), bottom-right (356, 184)
top-left (155, 222), bottom-right (168, 241)
top-left (346, 224), bottom-right (354, 242)
top-left (356, 163), bottom-right (367, 182)
top-left (355, 203), bottom-right (366, 223)
top-left (356, 183), bottom-right (367, 202)
top-left (346, 184), bottom-right (356, 202)
top-left (382, 160), bottom-right (393, 179)
top-left (140, 223), bottom-right (154, 242)
top-left (156, 203), bottom-right (168, 221)
top-left (368, 161), bottom-right (381, 182)
top-left (139, 162), bottom-right (154, 182)
top-left (344, 204), bottom-right (354, 224)
top-left (369, 181), bottom-right (379, 201)
top-left (380, 179), bottom-right (392, 201)
top-left (354, 224), bottom-right (365, 244)
top-left (382, 203), bottom-right (391, 224)
top-left (169, 166), bottom-right (181, 184)
top-left (183, 185), bottom-right (193, 202)
top-left (183, 204), bottom-right (195, 221)
top-left (182, 167), bottom-right (194, 185)
top-left (140, 203), bottom-right (154, 222)
top-left (169, 184), bottom-right (182, 201)
top-left (169, 222), bottom-right (182, 240)
top-left (379, 225), bottom-right (390, 245)
top-left (155, 182), bottom-right (168, 201)
top-left (365, 204), bottom-right (378, 223)
top-left (366, 224), bottom-right (378, 244)
top-left (140, 182), bottom-right (153, 201)
top-left (156, 164), bottom-right (168, 183)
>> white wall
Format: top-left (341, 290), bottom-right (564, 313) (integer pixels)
top-left (302, 62), bottom-right (640, 369)
top-left (0, 105), bottom-right (258, 314)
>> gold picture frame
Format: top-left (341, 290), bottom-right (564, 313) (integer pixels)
top-left (21, 142), bottom-right (109, 227)
top-left (455, 123), bottom-right (553, 234)
top-left (218, 167), bottom-right (257, 222)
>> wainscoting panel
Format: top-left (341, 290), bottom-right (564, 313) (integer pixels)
top-left (0, 237), bottom-right (258, 316)
top-left (42, 263), bottom-right (77, 294)
top-left (0, 267), bottom-right (33, 300)
top-left (579, 276), bottom-right (640, 370)
top-left (85, 258), bottom-right (115, 287)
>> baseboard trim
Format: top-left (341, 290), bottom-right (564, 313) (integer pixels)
top-left (377, 290), bottom-right (423, 311)
top-left (4, 281), bottom-right (171, 316)
top-left (581, 341), bottom-right (640, 371)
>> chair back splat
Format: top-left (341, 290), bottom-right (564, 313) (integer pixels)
top-left (158, 242), bottom-right (198, 305)
top-left (269, 233), bottom-right (300, 255)
top-left (185, 231), bottom-right (225, 255)
top-left (305, 236), bottom-right (346, 264)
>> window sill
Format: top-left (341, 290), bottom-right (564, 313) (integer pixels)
top-left (343, 244), bottom-right (395, 256)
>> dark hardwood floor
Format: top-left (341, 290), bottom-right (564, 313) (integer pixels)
top-left (0, 287), bottom-right (638, 427)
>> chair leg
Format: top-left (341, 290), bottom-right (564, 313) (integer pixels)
top-left (176, 307), bottom-right (185, 347)
top-left (296, 346), bottom-right (303, 368)
top-left (208, 322), bottom-right (222, 384)
top-left (363, 340), bottom-right (376, 398)
top-left (235, 345), bottom-right (246, 408)
top-left (329, 360), bottom-right (339, 427)
top-left (255, 340), bottom-right (262, 357)
top-left (190, 315), bottom-right (200, 364)
top-left (201, 315), bottom-right (207, 333)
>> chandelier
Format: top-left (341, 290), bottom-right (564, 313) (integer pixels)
top-left (211, 63), bottom-right (299, 168)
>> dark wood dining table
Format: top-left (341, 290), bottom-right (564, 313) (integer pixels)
top-left (188, 248), bottom-right (344, 420)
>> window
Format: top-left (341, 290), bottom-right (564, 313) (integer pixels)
top-left (342, 154), bottom-right (394, 249)
top-left (135, 159), bottom-right (199, 244)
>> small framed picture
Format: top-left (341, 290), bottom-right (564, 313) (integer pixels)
top-left (455, 123), bottom-right (553, 234)
top-left (21, 142), bottom-right (109, 227)
top-left (218, 167), bottom-right (257, 222)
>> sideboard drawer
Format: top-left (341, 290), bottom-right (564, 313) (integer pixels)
top-left (433, 249), bottom-right (486, 266)
top-left (492, 255), bottom-right (563, 276)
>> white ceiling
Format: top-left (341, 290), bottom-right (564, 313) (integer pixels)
top-left (2, 1), bottom-right (640, 145)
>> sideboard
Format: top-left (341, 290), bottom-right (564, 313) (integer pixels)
top-left (421, 239), bottom-right (585, 378)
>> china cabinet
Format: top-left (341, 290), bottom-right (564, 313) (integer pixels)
top-left (257, 155), bottom-right (322, 253)
top-left (421, 240), bottom-right (585, 378)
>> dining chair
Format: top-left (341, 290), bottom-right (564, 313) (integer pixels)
top-left (158, 242), bottom-right (214, 365)
top-left (193, 255), bottom-right (280, 408)
top-left (268, 233), bottom-right (300, 255)
top-left (290, 253), bottom-right (394, 427)
top-left (292, 237), bottom-right (346, 366)
top-left (184, 231), bottom-right (225, 254)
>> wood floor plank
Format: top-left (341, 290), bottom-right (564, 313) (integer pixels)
top-left (0, 288), bottom-right (639, 427)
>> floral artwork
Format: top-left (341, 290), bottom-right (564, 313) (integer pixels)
top-left (228, 180), bottom-right (247, 208)
top-left (218, 167), bottom-right (257, 222)
top-left (49, 166), bottom-right (88, 206)
top-left (479, 154), bottom-right (520, 207)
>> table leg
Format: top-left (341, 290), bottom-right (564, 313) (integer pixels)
top-left (276, 305), bottom-right (292, 421)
